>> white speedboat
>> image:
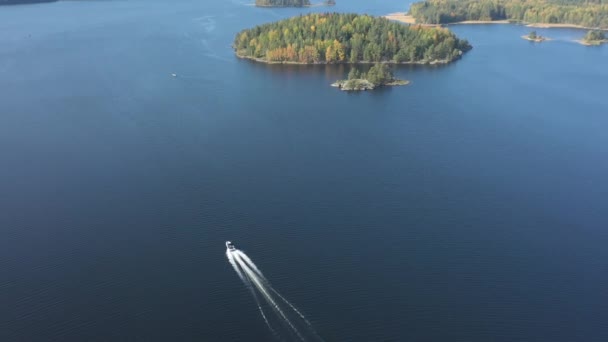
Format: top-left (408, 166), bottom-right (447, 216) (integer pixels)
top-left (226, 241), bottom-right (236, 251)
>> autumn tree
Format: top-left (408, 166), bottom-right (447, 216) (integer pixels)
top-left (233, 13), bottom-right (471, 64)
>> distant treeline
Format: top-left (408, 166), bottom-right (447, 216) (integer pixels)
top-left (0, 0), bottom-right (56, 4)
top-left (410, 0), bottom-right (608, 28)
top-left (255, 0), bottom-right (311, 7)
top-left (234, 13), bottom-right (471, 64)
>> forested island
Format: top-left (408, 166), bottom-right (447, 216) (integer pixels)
top-left (234, 13), bottom-right (472, 64)
top-left (580, 29), bottom-right (607, 44)
top-left (332, 64), bottom-right (409, 91)
top-left (522, 31), bottom-right (548, 42)
top-left (409, 0), bottom-right (608, 29)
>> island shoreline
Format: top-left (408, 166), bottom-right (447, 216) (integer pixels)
top-left (332, 79), bottom-right (410, 91)
top-left (236, 52), bottom-right (460, 66)
top-left (384, 12), bottom-right (608, 31)
top-left (576, 39), bottom-right (608, 45)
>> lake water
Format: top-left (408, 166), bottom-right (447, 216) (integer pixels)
top-left (1, 0), bottom-right (607, 341)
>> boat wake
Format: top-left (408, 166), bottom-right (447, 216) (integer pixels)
top-left (226, 242), bottom-right (324, 341)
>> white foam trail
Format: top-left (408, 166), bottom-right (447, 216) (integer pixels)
top-left (235, 253), bottom-right (306, 342)
top-left (227, 249), bottom-right (275, 335)
top-left (226, 250), bottom-right (245, 283)
top-left (234, 250), bottom-right (264, 278)
top-left (270, 287), bottom-right (318, 330)
top-left (227, 245), bottom-right (324, 342)
top-left (234, 251), bottom-right (314, 328)
top-left (249, 286), bottom-right (277, 338)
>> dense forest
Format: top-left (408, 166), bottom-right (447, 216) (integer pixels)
top-left (585, 29), bottom-right (605, 39)
top-left (347, 65), bottom-right (399, 86)
top-left (234, 13), bottom-right (472, 64)
top-left (410, 0), bottom-right (608, 28)
top-left (255, 0), bottom-right (310, 7)
top-left (583, 29), bottom-right (607, 42)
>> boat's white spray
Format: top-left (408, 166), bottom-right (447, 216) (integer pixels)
top-left (235, 250), bottom-right (264, 277)
top-left (233, 252), bottom-right (306, 342)
top-left (233, 248), bottom-right (315, 332)
top-left (226, 250), bottom-right (275, 336)
top-left (226, 249), bottom-right (245, 282)
top-left (226, 243), bottom-right (324, 342)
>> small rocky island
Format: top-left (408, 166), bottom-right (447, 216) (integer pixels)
top-left (579, 30), bottom-right (607, 45)
top-left (522, 31), bottom-right (548, 42)
top-left (332, 64), bottom-right (409, 91)
top-left (234, 13), bottom-right (471, 64)
top-left (255, 0), bottom-right (310, 7)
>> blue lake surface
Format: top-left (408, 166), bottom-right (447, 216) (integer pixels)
top-left (1, 0), bottom-right (607, 341)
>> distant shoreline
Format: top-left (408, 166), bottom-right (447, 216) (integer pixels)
top-left (255, 1), bottom-right (334, 8)
top-left (526, 23), bottom-right (608, 31)
top-left (255, 4), bottom-right (328, 7)
top-left (384, 13), bottom-right (608, 31)
top-left (384, 13), bottom-right (511, 26)
top-left (0, 0), bottom-right (57, 5)
top-left (384, 13), bottom-right (433, 26)
top-left (453, 20), bottom-right (510, 25)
